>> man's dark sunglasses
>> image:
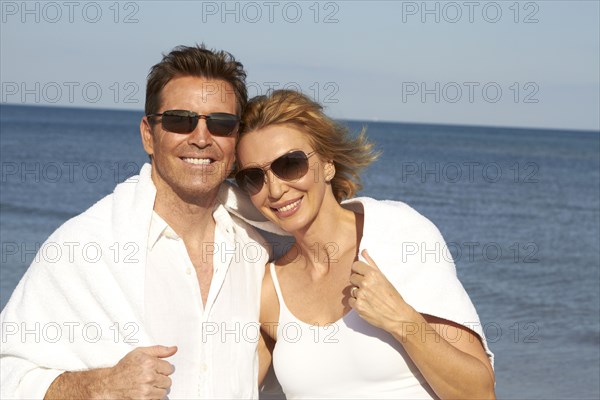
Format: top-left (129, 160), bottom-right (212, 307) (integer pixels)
top-left (235, 150), bottom-right (316, 195)
top-left (146, 110), bottom-right (240, 136)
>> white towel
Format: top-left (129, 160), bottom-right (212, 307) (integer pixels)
top-left (343, 197), bottom-right (494, 366)
top-left (1, 164), bottom-right (159, 399)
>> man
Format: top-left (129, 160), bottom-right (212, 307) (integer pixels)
top-left (0, 45), bottom-right (272, 399)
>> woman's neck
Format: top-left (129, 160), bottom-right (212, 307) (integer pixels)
top-left (287, 196), bottom-right (362, 276)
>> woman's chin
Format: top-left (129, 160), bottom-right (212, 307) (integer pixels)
top-left (267, 214), bottom-right (307, 235)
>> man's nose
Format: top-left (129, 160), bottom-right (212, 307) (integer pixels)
top-left (187, 118), bottom-right (213, 146)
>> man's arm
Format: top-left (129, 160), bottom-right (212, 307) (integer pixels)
top-left (44, 346), bottom-right (177, 400)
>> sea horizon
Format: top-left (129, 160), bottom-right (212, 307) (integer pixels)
top-left (2, 102), bottom-right (598, 135)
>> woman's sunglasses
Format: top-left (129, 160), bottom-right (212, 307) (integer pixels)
top-left (146, 109), bottom-right (240, 136)
top-left (235, 150), bottom-right (317, 195)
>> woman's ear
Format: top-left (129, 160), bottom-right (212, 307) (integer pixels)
top-left (324, 161), bottom-right (336, 183)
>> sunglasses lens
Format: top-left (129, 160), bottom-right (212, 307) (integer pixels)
top-left (235, 168), bottom-right (265, 195)
top-left (157, 111), bottom-right (239, 135)
top-left (161, 111), bottom-right (196, 133)
top-left (206, 114), bottom-right (239, 136)
top-left (235, 151), bottom-right (312, 195)
top-left (271, 151), bottom-right (309, 180)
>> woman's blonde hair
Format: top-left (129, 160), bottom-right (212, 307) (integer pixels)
top-left (241, 90), bottom-right (379, 202)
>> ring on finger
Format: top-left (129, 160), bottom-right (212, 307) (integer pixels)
top-left (351, 286), bottom-right (359, 298)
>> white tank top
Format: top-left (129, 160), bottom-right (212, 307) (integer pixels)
top-left (269, 264), bottom-right (438, 399)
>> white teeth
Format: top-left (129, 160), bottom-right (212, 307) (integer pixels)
top-left (182, 158), bottom-right (211, 165)
top-left (277, 199), bottom-right (301, 212)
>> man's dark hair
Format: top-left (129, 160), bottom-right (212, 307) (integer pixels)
top-left (145, 44), bottom-right (248, 115)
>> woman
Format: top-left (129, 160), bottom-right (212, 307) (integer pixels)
top-left (235, 90), bottom-right (495, 399)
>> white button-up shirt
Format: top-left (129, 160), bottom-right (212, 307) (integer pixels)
top-left (144, 204), bottom-right (269, 399)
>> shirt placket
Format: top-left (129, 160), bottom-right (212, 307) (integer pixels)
top-left (164, 226), bottom-right (209, 397)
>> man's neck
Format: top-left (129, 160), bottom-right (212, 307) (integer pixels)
top-left (153, 188), bottom-right (219, 245)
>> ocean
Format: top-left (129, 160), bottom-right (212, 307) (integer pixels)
top-left (1, 104), bottom-right (599, 399)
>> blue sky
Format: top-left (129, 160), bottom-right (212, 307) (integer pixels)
top-left (1, 0), bottom-right (599, 130)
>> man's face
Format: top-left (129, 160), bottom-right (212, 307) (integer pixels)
top-left (141, 76), bottom-right (238, 204)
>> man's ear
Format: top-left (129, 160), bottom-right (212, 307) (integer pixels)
top-left (324, 161), bottom-right (336, 183)
top-left (140, 117), bottom-right (154, 156)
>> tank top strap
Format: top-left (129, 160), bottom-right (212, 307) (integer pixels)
top-left (269, 263), bottom-right (285, 301)
top-left (269, 262), bottom-right (293, 324)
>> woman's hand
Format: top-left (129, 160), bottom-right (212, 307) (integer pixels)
top-left (349, 249), bottom-right (495, 399)
top-left (349, 249), bottom-right (416, 334)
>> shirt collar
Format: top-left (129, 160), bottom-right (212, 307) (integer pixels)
top-left (212, 202), bottom-right (236, 242)
top-left (147, 211), bottom-right (173, 250)
top-left (147, 201), bottom-right (236, 250)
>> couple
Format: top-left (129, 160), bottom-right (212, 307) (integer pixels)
top-left (0, 45), bottom-right (494, 399)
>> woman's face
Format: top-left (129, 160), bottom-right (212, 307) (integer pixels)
top-left (236, 124), bottom-right (332, 234)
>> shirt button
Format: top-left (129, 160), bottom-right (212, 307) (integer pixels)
top-left (186, 268), bottom-right (192, 275)
top-left (200, 363), bottom-right (208, 372)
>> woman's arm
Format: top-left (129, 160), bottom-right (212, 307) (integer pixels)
top-left (257, 331), bottom-right (273, 386)
top-left (349, 250), bottom-right (495, 400)
top-left (416, 314), bottom-right (495, 397)
top-left (258, 263), bottom-right (280, 385)
top-left (391, 310), bottom-right (495, 399)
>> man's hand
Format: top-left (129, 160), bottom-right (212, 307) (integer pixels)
top-left (45, 345), bottom-right (177, 400)
top-left (100, 345), bottom-right (177, 399)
